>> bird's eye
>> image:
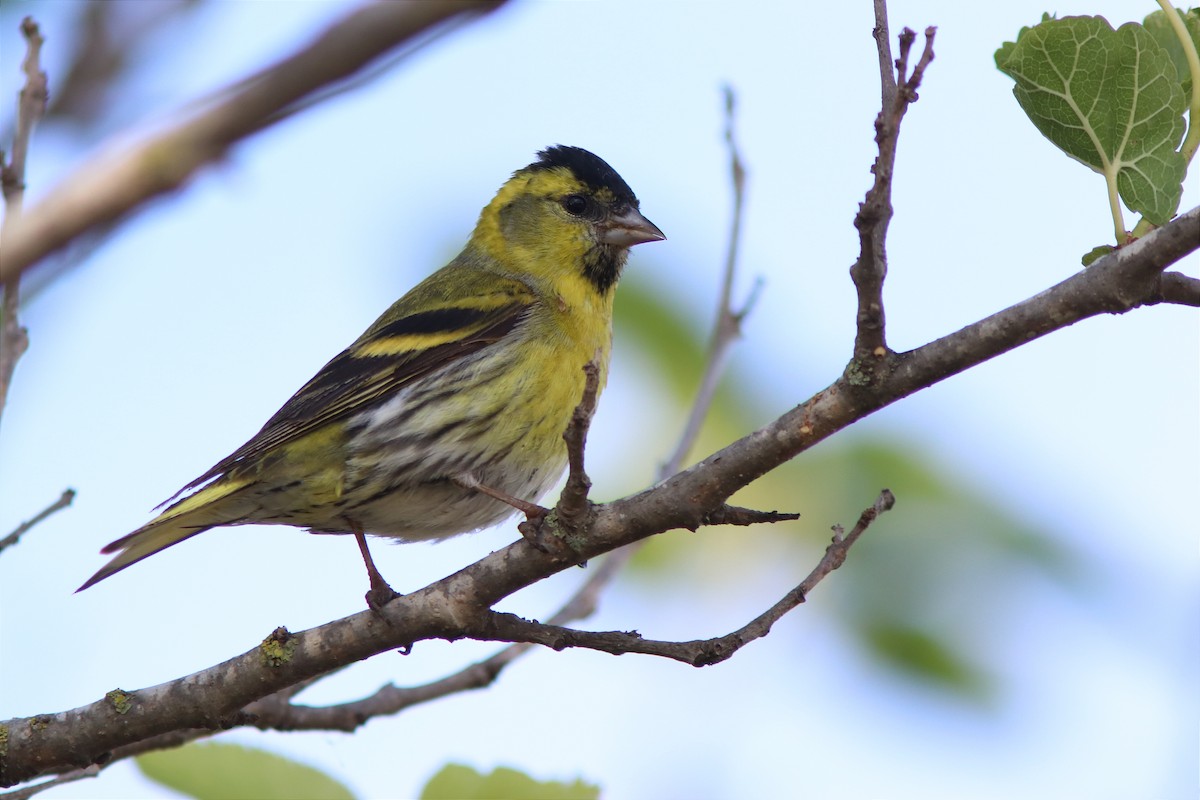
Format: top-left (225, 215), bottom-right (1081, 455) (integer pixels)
top-left (561, 194), bottom-right (589, 216)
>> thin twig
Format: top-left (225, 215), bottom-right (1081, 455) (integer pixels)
top-left (0, 17), bottom-right (48, 431)
top-left (0, 488), bottom-right (75, 555)
top-left (214, 497), bottom-right (833, 734)
top-left (0, 1), bottom-right (506, 285)
top-left (232, 541), bottom-right (627, 735)
top-left (0, 19), bottom-right (47, 201)
top-left (556, 359), bottom-right (601, 528)
top-left (1152, 271), bottom-right (1200, 307)
top-left (469, 490), bottom-right (896, 666)
top-left (849, 24), bottom-right (936, 373)
top-left (0, 765), bottom-right (99, 800)
top-left (872, 0), bottom-right (896, 109)
top-left (3, 202), bottom-right (1196, 788)
top-left (700, 504), bottom-right (799, 527)
top-left (663, 85), bottom-right (756, 474)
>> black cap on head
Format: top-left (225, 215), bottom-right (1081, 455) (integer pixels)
top-left (524, 145), bottom-right (639, 206)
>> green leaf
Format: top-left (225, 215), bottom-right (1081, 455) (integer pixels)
top-left (863, 623), bottom-right (991, 699)
top-left (1143, 7), bottom-right (1200, 97)
top-left (420, 764), bottom-right (599, 800)
top-left (1081, 243), bottom-right (1116, 265)
top-left (996, 15), bottom-right (1187, 225)
top-left (136, 742), bottom-right (355, 800)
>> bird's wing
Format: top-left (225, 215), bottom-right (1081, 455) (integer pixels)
top-left (176, 282), bottom-right (535, 496)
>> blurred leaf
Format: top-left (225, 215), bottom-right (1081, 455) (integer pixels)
top-left (864, 623), bottom-right (991, 699)
top-left (614, 266), bottom-right (1086, 700)
top-left (996, 15), bottom-right (1187, 225)
top-left (420, 764), bottom-right (599, 800)
top-left (796, 437), bottom-right (1085, 698)
top-left (137, 742), bottom-right (355, 800)
top-left (1143, 7), bottom-right (1200, 97)
top-left (614, 272), bottom-right (707, 400)
top-left (628, 429), bottom-right (1084, 697)
top-left (821, 438), bottom-right (1080, 581)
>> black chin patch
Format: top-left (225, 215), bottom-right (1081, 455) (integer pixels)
top-left (583, 244), bottom-right (628, 295)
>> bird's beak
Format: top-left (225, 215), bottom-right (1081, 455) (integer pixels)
top-left (600, 207), bottom-right (666, 247)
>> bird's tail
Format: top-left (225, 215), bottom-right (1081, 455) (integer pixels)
top-left (77, 475), bottom-right (251, 592)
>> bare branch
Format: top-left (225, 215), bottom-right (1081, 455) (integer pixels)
top-left (514, 359), bottom-right (600, 558)
top-left (663, 85), bottom-right (755, 473)
top-left (700, 504), bottom-right (800, 527)
top-left (0, 765), bottom-right (99, 800)
top-left (2, 13), bottom-right (1197, 788)
top-left (556, 359), bottom-right (601, 528)
top-left (468, 491), bottom-right (895, 667)
top-left (0, 0), bottom-right (506, 286)
top-left (3, 190), bottom-right (1195, 799)
top-left (0, 17), bottom-right (49, 430)
top-left (0, 489), bottom-right (75, 555)
top-left (46, 3), bottom-right (194, 125)
top-left (1, 19), bottom-right (48, 198)
top-left (233, 534), bottom-right (631, 737)
top-left (238, 653), bottom-right (512, 733)
top-left (15, 191), bottom-right (1194, 788)
top-left (850, 25), bottom-right (937, 372)
top-left (872, 0), bottom-right (896, 108)
top-left (1152, 270), bottom-right (1200, 307)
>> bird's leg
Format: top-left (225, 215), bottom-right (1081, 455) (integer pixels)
top-left (454, 474), bottom-right (578, 559)
top-left (453, 473), bottom-right (549, 521)
top-left (353, 527), bottom-right (399, 610)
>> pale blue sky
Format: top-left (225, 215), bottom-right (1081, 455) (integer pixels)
top-left (1, 2), bottom-right (1196, 798)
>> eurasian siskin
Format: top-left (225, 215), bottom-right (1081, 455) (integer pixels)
top-left (79, 145), bottom-right (664, 606)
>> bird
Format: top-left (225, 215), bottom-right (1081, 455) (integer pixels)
top-left (78, 145), bottom-right (664, 607)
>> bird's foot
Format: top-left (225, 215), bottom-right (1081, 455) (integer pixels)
top-left (365, 581), bottom-right (401, 612)
top-left (518, 510), bottom-right (581, 564)
top-left (354, 528), bottom-right (401, 613)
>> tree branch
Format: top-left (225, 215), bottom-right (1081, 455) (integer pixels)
top-left (4, 203), bottom-right (1194, 788)
top-left (0, 765), bottom-right (99, 800)
top-left (555, 359), bottom-right (601, 529)
top-left (872, 0), bottom-right (896, 109)
top-left (700, 504), bottom-right (800, 527)
top-left (1151, 270), bottom-right (1200, 307)
top-left (850, 24), bottom-right (936, 372)
top-left (663, 85), bottom-right (757, 472)
top-left (0, 0), bottom-right (506, 286)
top-left (3, 14), bottom-right (1197, 790)
top-left (0, 17), bottom-right (48, 430)
top-left (0, 489), bottom-right (74, 556)
top-left (469, 491), bottom-right (894, 667)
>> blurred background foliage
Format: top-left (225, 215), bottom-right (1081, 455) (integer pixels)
top-left (2, 2), bottom-right (1192, 798)
top-left (612, 271), bottom-right (1081, 701)
top-left (1, 0), bottom-right (1082, 703)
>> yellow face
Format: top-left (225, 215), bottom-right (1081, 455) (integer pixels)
top-left (468, 147), bottom-right (663, 300)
